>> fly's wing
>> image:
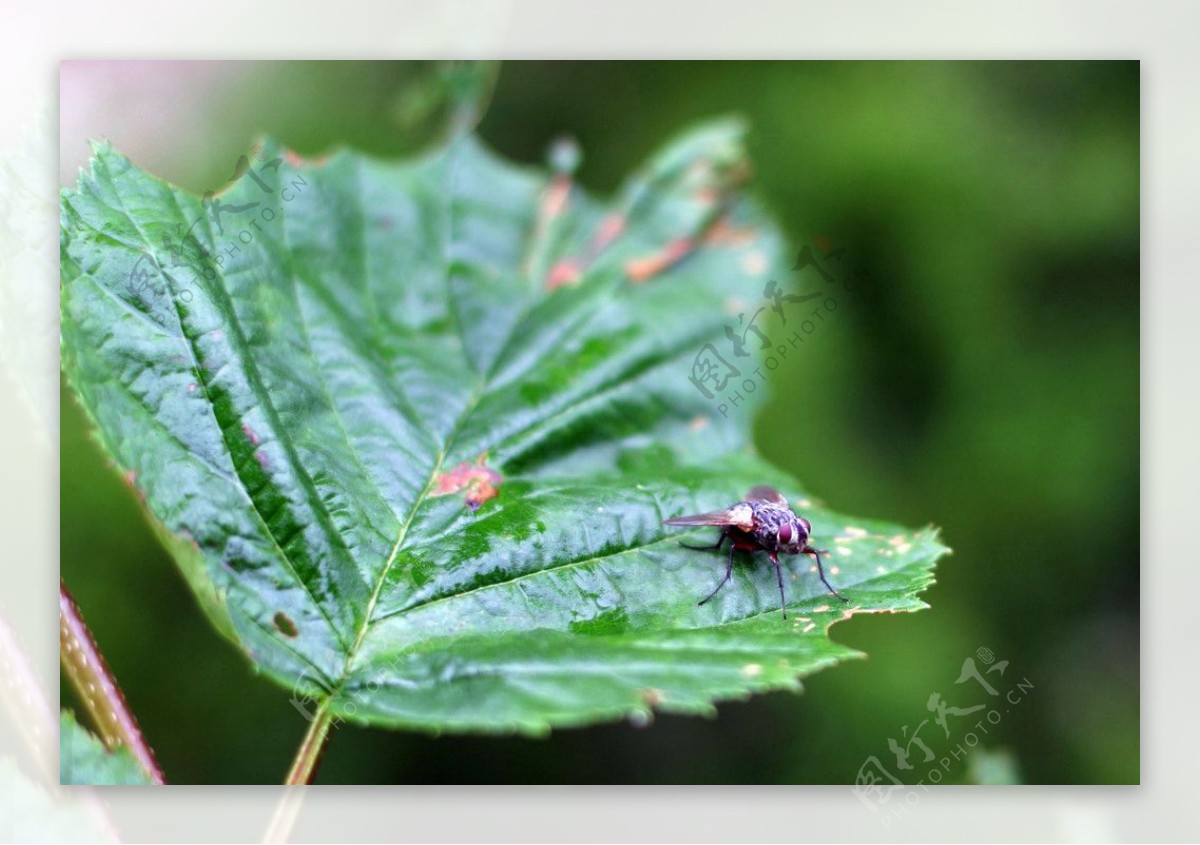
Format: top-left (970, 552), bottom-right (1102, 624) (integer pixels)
top-left (745, 485), bottom-right (788, 505)
top-left (664, 502), bottom-right (754, 531)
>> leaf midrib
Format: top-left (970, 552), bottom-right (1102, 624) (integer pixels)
top-left (332, 137), bottom-right (509, 693)
top-left (87, 155), bottom-right (356, 656)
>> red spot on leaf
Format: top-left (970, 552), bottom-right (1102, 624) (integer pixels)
top-left (242, 424), bottom-right (261, 446)
top-left (545, 259), bottom-right (582, 290)
top-left (626, 237), bottom-right (694, 283)
top-left (283, 149), bottom-right (325, 167)
top-left (254, 451), bottom-right (269, 470)
top-left (433, 453), bottom-right (503, 510)
top-left (813, 234), bottom-right (834, 253)
top-left (121, 469), bottom-right (146, 504)
top-left (542, 174), bottom-right (571, 220)
top-left (704, 218), bottom-right (757, 246)
top-left (591, 214), bottom-right (625, 252)
top-left (542, 214), bottom-right (628, 292)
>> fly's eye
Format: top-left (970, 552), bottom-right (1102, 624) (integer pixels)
top-left (799, 518), bottom-right (812, 537)
top-left (778, 523), bottom-right (793, 545)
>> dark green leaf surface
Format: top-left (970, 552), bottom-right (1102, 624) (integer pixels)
top-left (60, 121), bottom-right (947, 735)
top-left (60, 711), bottom-right (153, 786)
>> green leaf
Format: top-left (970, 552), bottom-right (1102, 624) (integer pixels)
top-left (60, 120), bottom-right (947, 736)
top-left (59, 711), bottom-right (153, 786)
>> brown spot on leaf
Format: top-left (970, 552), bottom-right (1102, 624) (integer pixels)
top-left (813, 233), bottom-right (834, 253)
top-left (273, 611), bottom-right (298, 638)
top-left (641, 688), bottom-right (665, 707)
top-left (433, 453), bottom-right (503, 510)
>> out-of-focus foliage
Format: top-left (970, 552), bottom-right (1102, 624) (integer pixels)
top-left (60, 61), bottom-right (1138, 783)
top-left (60, 711), bottom-right (153, 786)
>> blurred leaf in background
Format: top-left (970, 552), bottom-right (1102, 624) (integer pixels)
top-left (60, 60), bottom-right (1138, 784)
top-left (60, 711), bottom-right (153, 786)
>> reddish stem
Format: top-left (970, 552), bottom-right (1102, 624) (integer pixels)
top-left (282, 704), bottom-right (334, 786)
top-left (59, 579), bottom-right (165, 784)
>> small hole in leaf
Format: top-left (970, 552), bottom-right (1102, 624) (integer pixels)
top-left (273, 612), bottom-right (298, 638)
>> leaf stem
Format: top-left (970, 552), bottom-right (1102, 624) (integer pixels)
top-left (59, 578), bottom-right (165, 785)
top-left (282, 702), bottom-right (334, 785)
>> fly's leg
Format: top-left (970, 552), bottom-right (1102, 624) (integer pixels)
top-left (697, 539), bottom-right (737, 607)
top-left (808, 547), bottom-right (849, 603)
top-left (769, 551), bottom-right (788, 619)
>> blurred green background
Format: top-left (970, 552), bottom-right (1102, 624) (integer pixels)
top-left (60, 61), bottom-right (1139, 784)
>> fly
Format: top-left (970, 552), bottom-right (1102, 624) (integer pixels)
top-left (664, 485), bottom-right (849, 619)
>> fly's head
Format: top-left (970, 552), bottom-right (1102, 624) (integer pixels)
top-left (775, 514), bottom-right (811, 554)
top-left (751, 501), bottom-right (811, 554)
